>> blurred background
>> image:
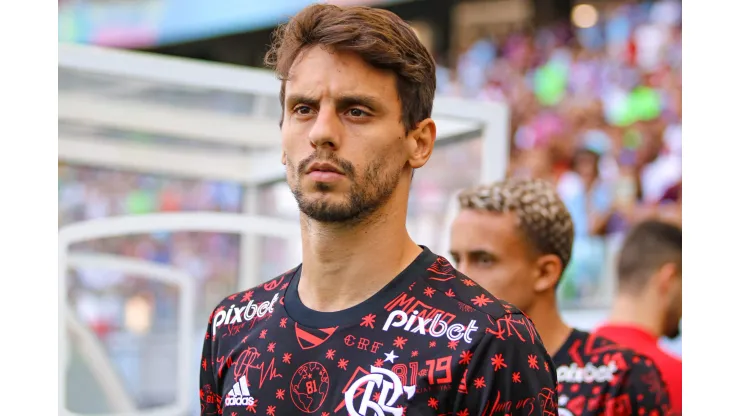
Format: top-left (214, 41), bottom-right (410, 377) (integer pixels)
top-left (58, 0), bottom-right (681, 414)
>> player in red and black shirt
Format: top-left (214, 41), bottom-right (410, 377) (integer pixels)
top-left (449, 178), bottom-right (673, 415)
top-left (200, 250), bottom-right (558, 415)
top-left (200, 4), bottom-right (557, 415)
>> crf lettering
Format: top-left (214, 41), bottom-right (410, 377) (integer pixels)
top-left (357, 338), bottom-right (370, 351)
top-left (345, 335), bottom-right (382, 354)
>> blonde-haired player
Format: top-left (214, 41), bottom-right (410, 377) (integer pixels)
top-left (449, 178), bottom-right (673, 415)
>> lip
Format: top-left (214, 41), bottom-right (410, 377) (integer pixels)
top-left (306, 162), bottom-right (345, 183)
top-left (306, 162), bottom-right (344, 175)
top-left (307, 171), bottom-right (344, 182)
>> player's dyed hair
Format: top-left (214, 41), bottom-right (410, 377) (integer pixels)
top-left (457, 178), bottom-right (575, 279)
top-left (264, 3), bottom-right (436, 133)
top-left (617, 220), bottom-right (682, 293)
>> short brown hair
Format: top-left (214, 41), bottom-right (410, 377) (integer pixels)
top-left (458, 178), bottom-right (575, 276)
top-left (617, 220), bottom-right (682, 293)
top-left (264, 4), bottom-right (436, 132)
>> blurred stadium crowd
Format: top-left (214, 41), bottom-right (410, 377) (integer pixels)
top-left (437, 1), bottom-right (681, 304)
top-left (59, 1), bottom-right (681, 344)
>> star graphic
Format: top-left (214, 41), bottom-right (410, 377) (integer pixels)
top-left (384, 350), bottom-right (399, 364)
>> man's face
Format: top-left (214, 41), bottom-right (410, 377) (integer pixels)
top-left (449, 209), bottom-right (540, 312)
top-left (281, 46), bottom-right (410, 223)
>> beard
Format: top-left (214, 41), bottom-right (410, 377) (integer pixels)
top-left (287, 152), bottom-right (402, 224)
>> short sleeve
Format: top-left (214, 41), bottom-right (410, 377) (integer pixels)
top-left (451, 313), bottom-right (560, 415)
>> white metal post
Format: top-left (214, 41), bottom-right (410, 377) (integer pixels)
top-left (239, 185), bottom-right (262, 291)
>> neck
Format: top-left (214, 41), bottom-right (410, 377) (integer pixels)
top-left (608, 293), bottom-right (663, 338)
top-left (526, 295), bottom-right (573, 357)
top-left (297, 191), bottom-right (421, 313)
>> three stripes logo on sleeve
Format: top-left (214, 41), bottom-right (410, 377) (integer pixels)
top-left (225, 375), bottom-right (255, 407)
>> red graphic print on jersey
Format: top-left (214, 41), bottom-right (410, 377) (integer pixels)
top-left (553, 329), bottom-right (672, 415)
top-left (199, 247), bottom-right (559, 415)
top-left (289, 362), bottom-right (330, 412)
top-left (294, 323), bottom-right (338, 350)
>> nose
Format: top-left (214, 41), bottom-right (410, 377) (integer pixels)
top-left (308, 106), bottom-right (342, 150)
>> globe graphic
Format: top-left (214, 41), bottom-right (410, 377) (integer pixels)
top-left (290, 361), bottom-right (330, 413)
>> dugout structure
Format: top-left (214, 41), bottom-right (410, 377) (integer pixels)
top-left (58, 43), bottom-right (509, 416)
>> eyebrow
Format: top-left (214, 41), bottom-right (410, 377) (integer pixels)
top-left (285, 93), bottom-right (384, 112)
top-left (336, 94), bottom-right (384, 111)
top-left (285, 94), bottom-right (319, 110)
top-left (465, 250), bottom-right (500, 261)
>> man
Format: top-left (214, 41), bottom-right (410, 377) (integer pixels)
top-left (593, 220), bottom-right (682, 413)
top-left (199, 4), bottom-right (558, 416)
top-left (450, 178), bottom-right (673, 415)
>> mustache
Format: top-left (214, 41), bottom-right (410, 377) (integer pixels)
top-left (297, 152), bottom-right (356, 178)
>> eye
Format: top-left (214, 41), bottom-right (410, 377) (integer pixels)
top-left (478, 258), bottom-right (493, 267)
top-left (475, 254), bottom-right (495, 268)
top-left (347, 108), bottom-right (368, 117)
top-left (294, 105), bottom-right (313, 115)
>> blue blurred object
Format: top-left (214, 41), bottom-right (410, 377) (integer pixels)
top-left (577, 25), bottom-right (605, 51)
top-left (59, 0), bottom-right (414, 47)
top-left (582, 129), bottom-right (612, 155)
top-left (605, 8), bottom-right (631, 47)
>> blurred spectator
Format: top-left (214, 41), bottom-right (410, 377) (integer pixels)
top-left (557, 147), bottom-right (612, 300)
top-left (435, 0), bottom-right (681, 306)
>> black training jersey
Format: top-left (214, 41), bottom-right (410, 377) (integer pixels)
top-left (553, 329), bottom-right (672, 416)
top-left (199, 247), bottom-right (559, 415)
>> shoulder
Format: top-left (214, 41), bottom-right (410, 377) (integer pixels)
top-left (207, 268), bottom-right (296, 333)
top-left (423, 254), bottom-right (527, 320)
top-left (583, 333), bottom-right (667, 381)
top-left (593, 325), bottom-right (682, 372)
top-left (420, 254), bottom-right (542, 345)
top-left (652, 348), bottom-right (682, 380)
top-left (556, 331), bottom-right (668, 389)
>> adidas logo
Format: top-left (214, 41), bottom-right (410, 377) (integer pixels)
top-left (225, 375), bottom-right (255, 407)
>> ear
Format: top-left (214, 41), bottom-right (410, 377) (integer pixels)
top-left (281, 151), bottom-right (287, 166)
top-left (532, 254), bottom-right (564, 293)
top-left (405, 118), bottom-right (436, 169)
top-left (654, 262), bottom-right (679, 294)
